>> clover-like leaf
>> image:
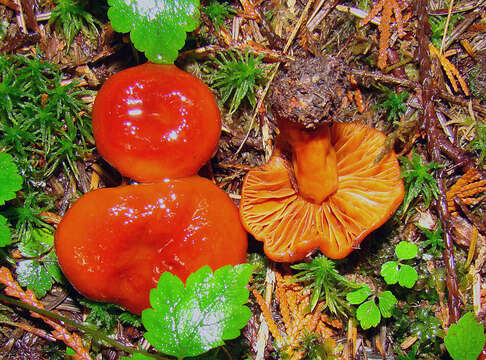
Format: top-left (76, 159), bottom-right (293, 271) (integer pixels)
top-left (378, 291), bottom-right (397, 318)
top-left (346, 285), bottom-right (372, 305)
top-left (445, 312), bottom-right (485, 360)
top-left (356, 300), bottom-right (381, 330)
top-left (107, 0), bottom-right (200, 64)
top-left (381, 261), bottom-right (399, 285)
top-left (398, 264), bottom-right (418, 288)
top-left (395, 241), bottom-right (418, 260)
top-left (142, 264), bottom-right (252, 358)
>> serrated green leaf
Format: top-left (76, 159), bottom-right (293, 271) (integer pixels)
top-left (107, 0), bottom-right (200, 64)
top-left (0, 215), bottom-right (12, 247)
top-left (356, 300), bottom-right (381, 330)
top-left (0, 152), bottom-right (22, 205)
top-left (381, 261), bottom-right (399, 285)
top-left (398, 264), bottom-right (418, 288)
top-left (445, 312), bottom-right (485, 360)
top-left (395, 241), bottom-right (418, 260)
top-left (346, 285), bottom-right (372, 305)
top-left (142, 264), bottom-right (253, 358)
top-left (377, 291), bottom-right (397, 318)
top-left (16, 250), bottom-right (62, 298)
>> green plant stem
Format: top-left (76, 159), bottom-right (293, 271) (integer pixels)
top-left (0, 293), bottom-right (168, 360)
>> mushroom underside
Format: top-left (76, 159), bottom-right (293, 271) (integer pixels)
top-left (239, 123), bottom-right (404, 262)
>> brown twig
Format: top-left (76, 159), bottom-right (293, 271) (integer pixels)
top-left (454, 196), bottom-right (486, 234)
top-left (0, 267), bottom-right (92, 360)
top-left (416, 0), bottom-right (462, 324)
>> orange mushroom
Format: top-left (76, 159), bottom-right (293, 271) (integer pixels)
top-left (239, 57), bottom-right (404, 262)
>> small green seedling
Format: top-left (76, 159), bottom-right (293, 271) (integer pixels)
top-left (399, 151), bottom-right (443, 215)
top-left (203, 0), bottom-right (236, 30)
top-left (346, 285), bottom-right (397, 330)
top-left (444, 312), bottom-right (485, 360)
top-left (375, 84), bottom-right (409, 124)
top-left (49, 0), bottom-right (101, 47)
top-left (416, 222), bottom-right (444, 255)
top-left (204, 50), bottom-right (268, 115)
top-left (291, 255), bottom-right (360, 316)
top-left (381, 241), bottom-right (418, 288)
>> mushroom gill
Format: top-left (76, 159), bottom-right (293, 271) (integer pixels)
top-left (239, 123), bottom-right (404, 262)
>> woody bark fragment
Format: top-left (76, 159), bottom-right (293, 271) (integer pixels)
top-left (415, 0), bottom-right (463, 324)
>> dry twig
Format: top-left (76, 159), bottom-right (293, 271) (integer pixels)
top-left (0, 267), bottom-right (92, 360)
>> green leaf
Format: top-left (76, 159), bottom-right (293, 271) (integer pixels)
top-left (0, 152), bottom-right (22, 205)
top-left (16, 250), bottom-right (63, 298)
top-left (444, 312), bottom-right (485, 360)
top-left (17, 227), bottom-right (54, 257)
top-left (381, 261), bottom-right (399, 285)
top-left (395, 241), bottom-right (418, 260)
top-left (356, 300), bottom-right (380, 330)
top-left (107, 0), bottom-right (200, 64)
top-left (377, 291), bottom-right (397, 318)
top-left (142, 264), bottom-right (253, 358)
top-left (0, 215), bottom-right (11, 247)
top-left (346, 285), bottom-right (372, 305)
top-left (398, 264), bottom-right (418, 288)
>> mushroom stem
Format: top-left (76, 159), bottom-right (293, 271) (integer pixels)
top-left (281, 122), bottom-right (338, 204)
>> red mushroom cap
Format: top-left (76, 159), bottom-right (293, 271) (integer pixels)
top-left (92, 63), bottom-right (221, 182)
top-left (55, 177), bottom-right (248, 314)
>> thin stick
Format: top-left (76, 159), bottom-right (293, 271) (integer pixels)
top-left (0, 294), bottom-right (167, 360)
top-left (440, 0), bottom-right (454, 53)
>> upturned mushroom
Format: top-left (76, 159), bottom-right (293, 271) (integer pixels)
top-left (239, 57), bottom-right (404, 262)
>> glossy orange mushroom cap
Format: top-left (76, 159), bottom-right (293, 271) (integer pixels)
top-left (239, 123), bottom-right (404, 262)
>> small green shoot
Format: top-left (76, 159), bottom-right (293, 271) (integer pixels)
top-left (375, 84), bottom-right (409, 124)
top-left (416, 222), bottom-right (444, 255)
top-left (444, 312), bottom-right (485, 360)
top-left (399, 151), bottom-right (443, 215)
top-left (203, 1), bottom-right (236, 30)
top-left (204, 50), bottom-right (268, 114)
top-left (290, 255), bottom-right (360, 316)
top-left (346, 285), bottom-right (397, 330)
top-left (49, 0), bottom-right (101, 47)
top-left (468, 123), bottom-right (486, 165)
top-left (108, 0), bottom-right (200, 64)
top-left (381, 241), bottom-right (418, 288)
top-left (428, 14), bottom-right (463, 49)
top-left (79, 299), bottom-right (123, 331)
top-left (142, 264), bottom-right (252, 359)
